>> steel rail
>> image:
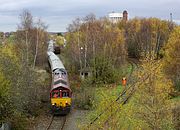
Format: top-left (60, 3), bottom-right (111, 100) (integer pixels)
top-left (88, 60), bottom-right (161, 128)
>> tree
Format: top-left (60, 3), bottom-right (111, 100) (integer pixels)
top-left (18, 9), bottom-right (33, 30)
top-left (88, 58), bottom-right (175, 130)
top-left (122, 18), bottom-right (174, 59)
top-left (131, 58), bottom-right (174, 130)
top-left (66, 14), bottom-right (126, 83)
top-left (0, 72), bottom-right (12, 123)
top-left (33, 18), bottom-right (48, 68)
top-left (55, 35), bottom-right (64, 46)
top-left (163, 26), bottom-right (180, 91)
top-left (0, 10), bottom-right (49, 129)
top-left (17, 10), bottom-right (31, 64)
top-left (16, 10), bottom-right (48, 68)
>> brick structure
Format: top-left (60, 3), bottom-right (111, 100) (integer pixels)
top-left (123, 10), bottom-right (128, 21)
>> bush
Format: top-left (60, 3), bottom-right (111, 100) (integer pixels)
top-left (10, 112), bottom-right (29, 130)
top-left (91, 56), bottom-right (117, 84)
top-left (175, 79), bottom-right (180, 91)
top-left (73, 79), bottom-right (95, 110)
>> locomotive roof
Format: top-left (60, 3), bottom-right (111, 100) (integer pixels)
top-left (51, 83), bottom-right (71, 92)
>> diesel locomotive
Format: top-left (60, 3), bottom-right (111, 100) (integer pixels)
top-left (47, 40), bottom-right (72, 114)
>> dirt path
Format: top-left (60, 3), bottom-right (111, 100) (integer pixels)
top-left (63, 109), bottom-right (88, 130)
top-left (33, 108), bottom-right (88, 130)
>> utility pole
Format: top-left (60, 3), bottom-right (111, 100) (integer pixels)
top-left (169, 13), bottom-right (174, 30)
top-left (78, 29), bottom-right (82, 70)
top-left (84, 24), bottom-right (88, 68)
top-left (33, 27), bottom-right (39, 69)
top-left (170, 13), bottom-right (173, 23)
top-left (25, 30), bottom-right (29, 64)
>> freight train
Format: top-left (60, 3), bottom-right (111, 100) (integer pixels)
top-left (47, 40), bottom-right (72, 114)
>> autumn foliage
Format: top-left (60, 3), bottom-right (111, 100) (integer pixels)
top-left (163, 26), bottom-right (180, 91)
top-left (65, 15), bottom-right (126, 83)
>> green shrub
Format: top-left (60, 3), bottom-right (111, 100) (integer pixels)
top-left (73, 79), bottom-right (95, 110)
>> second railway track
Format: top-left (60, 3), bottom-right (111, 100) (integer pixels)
top-left (88, 58), bottom-right (139, 127)
top-left (88, 59), bottom-right (161, 129)
top-left (46, 115), bottom-right (67, 130)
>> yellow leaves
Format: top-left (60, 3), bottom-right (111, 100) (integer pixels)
top-left (0, 44), bottom-right (20, 76)
top-left (165, 27), bottom-right (180, 59)
top-left (163, 26), bottom-right (180, 91)
top-left (125, 17), bottom-right (173, 59)
top-left (127, 18), bottom-right (141, 33)
top-left (132, 59), bottom-right (174, 129)
top-left (166, 27), bottom-right (180, 45)
top-left (140, 59), bottom-right (172, 94)
top-left (56, 36), bottom-right (64, 46)
top-left (0, 72), bottom-right (11, 98)
top-left (0, 44), bottom-right (19, 62)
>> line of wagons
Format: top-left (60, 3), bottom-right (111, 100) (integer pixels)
top-left (47, 40), bottom-right (72, 114)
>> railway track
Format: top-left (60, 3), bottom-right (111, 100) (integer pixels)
top-left (102, 60), bottom-right (161, 128)
top-left (88, 59), bottom-right (139, 127)
top-left (88, 59), bottom-right (161, 129)
top-left (46, 115), bottom-right (67, 130)
top-left (127, 58), bottom-right (139, 84)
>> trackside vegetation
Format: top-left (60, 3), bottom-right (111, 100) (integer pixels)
top-left (0, 10), bottom-right (49, 129)
top-left (0, 11), bottom-right (180, 130)
top-left (64, 14), bottom-right (179, 130)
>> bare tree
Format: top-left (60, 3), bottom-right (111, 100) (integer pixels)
top-left (16, 10), bottom-right (48, 68)
top-left (33, 18), bottom-right (48, 68)
top-left (66, 14), bottom-right (126, 83)
top-left (18, 9), bottom-right (33, 30)
top-left (16, 9), bottom-right (34, 65)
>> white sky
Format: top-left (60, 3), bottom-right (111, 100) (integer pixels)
top-left (0, 0), bottom-right (179, 32)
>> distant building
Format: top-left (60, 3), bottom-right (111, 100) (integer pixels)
top-left (80, 67), bottom-right (92, 80)
top-left (108, 10), bottom-right (128, 23)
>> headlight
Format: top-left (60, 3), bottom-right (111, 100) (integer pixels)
top-left (52, 103), bottom-right (56, 106)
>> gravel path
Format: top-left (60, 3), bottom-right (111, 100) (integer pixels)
top-left (63, 109), bottom-right (88, 130)
top-left (33, 108), bottom-right (88, 130)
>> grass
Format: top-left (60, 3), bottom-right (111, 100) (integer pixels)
top-left (111, 85), bottom-right (123, 96)
top-left (172, 95), bottom-right (180, 101)
top-left (77, 62), bottom-right (135, 129)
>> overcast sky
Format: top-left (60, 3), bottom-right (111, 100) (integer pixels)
top-left (0, 0), bottom-right (179, 32)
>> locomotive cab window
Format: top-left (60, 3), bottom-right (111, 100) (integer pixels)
top-left (52, 91), bottom-right (60, 98)
top-left (54, 72), bottom-right (59, 75)
top-left (61, 72), bottom-right (66, 76)
top-left (62, 91), bottom-right (69, 97)
top-left (60, 69), bottom-right (67, 76)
